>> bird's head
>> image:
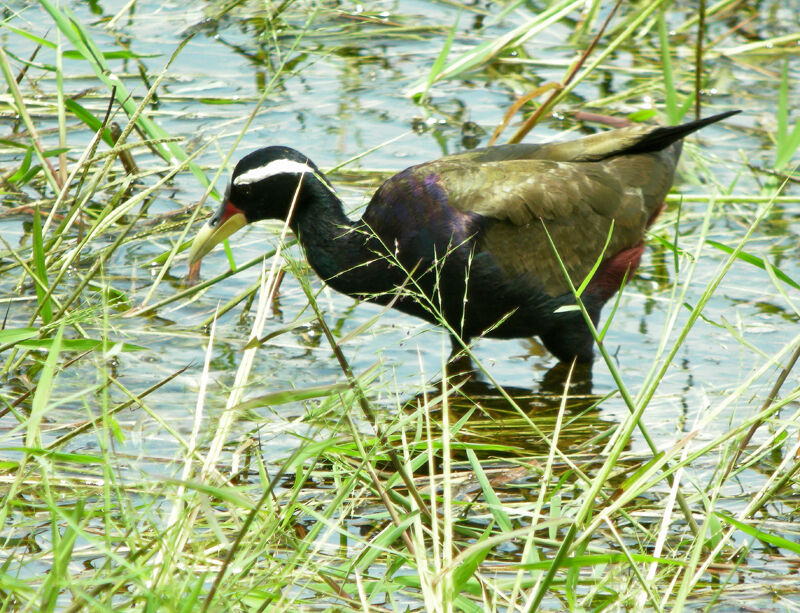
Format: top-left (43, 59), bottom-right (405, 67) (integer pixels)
top-left (188, 146), bottom-right (331, 265)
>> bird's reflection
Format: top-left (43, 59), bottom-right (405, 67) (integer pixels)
top-left (412, 355), bottom-right (618, 457)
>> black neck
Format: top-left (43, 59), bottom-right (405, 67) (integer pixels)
top-left (291, 178), bottom-right (370, 287)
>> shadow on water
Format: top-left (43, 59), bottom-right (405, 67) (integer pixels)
top-left (406, 356), bottom-right (622, 458)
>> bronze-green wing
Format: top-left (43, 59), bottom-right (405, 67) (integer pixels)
top-left (418, 147), bottom-right (679, 295)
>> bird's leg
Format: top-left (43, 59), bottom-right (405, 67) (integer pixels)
top-left (538, 358), bottom-right (593, 396)
top-left (449, 334), bottom-right (462, 357)
top-left (539, 304), bottom-right (600, 365)
top-left (446, 334), bottom-right (474, 378)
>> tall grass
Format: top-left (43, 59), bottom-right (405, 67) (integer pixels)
top-left (0, 1), bottom-right (798, 611)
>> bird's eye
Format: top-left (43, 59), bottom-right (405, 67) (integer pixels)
top-left (238, 183), bottom-right (253, 198)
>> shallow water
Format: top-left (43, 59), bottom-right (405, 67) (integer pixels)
top-left (1, 0), bottom-right (798, 608)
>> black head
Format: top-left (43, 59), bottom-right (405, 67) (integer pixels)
top-left (228, 146), bottom-right (331, 223)
top-left (189, 146), bottom-right (333, 265)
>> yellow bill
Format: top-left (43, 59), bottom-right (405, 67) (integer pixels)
top-left (188, 200), bottom-right (247, 265)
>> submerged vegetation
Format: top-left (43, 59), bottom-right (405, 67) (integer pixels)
top-left (0, 0), bottom-right (798, 610)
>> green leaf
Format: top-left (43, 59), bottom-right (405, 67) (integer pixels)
top-left (27, 324), bottom-right (64, 445)
top-left (453, 522), bottom-right (494, 592)
top-left (715, 512), bottom-right (800, 556)
top-left (61, 49), bottom-right (160, 61)
top-left (31, 206), bottom-right (53, 325)
top-left (528, 523), bottom-right (578, 611)
top-left (466, 449), bottom-right (513, 532)
top-left (516, 552), bottom-right (686, 570)
top-left (64, 99), bottom-right (113, 145)
top-left (405, 0), bottom-right (584, 96)
top-left (657, 10), bottom-right (678, 124)
top-left (575, 219), bottom-right (615, 297)
top-left (706, 511), bottom-right (723, 550)
top-left (17, 339), bottom-right (146, 352)
top-left (42, 500), bottom-right (83, 613)
top-left (20, 165), bottom-right (43, 185)
top-left (706, 239), bottom-right (799, 290)
top-left (619, 451), bottom-right (664, 491)
top-left (626, 109), bottom-right (657, 123)
top-left (0, 139), bottom-right (39, 150)
top-left (0, 328), bottom-right (39, 344)
top-left (6, 147), bottom-right (33, 184)
top-left (775, 59), bottom-right (800, 171)
top-left (233, 383), bottom-right (350, 410)
top-left (0, 23), bottom-right (57, 50)
top-left (424, 11), bottom-right (459, 97)
top-left (352, 512), bottom-right (418, 571)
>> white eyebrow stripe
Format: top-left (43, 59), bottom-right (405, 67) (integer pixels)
top-left (233, 159), bottom-right (314, 186)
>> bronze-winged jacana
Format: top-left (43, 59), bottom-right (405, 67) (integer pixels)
top-left (189, 110), bottom-right (739, 363)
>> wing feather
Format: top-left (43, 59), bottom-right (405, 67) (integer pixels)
top-left (427, 149), bottom-right (677, 295)
top-left (364, 141), bottom-right (680, 296)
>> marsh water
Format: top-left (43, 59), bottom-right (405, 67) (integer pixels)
top-left (1, 0), bottom-right (799, 609)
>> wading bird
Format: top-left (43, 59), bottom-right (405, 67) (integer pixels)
top-left (189, 110), bottom-right (738, 363)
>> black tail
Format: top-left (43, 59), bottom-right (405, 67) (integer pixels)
top-left (621, 109), bottom-right (741, 156)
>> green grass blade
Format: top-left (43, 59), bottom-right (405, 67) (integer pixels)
top-left (27, 323), bottom-right (64, 446)
top-left (775, 59), bottom-right (800, 171)
top-left (527, 523), bottom-right (578, 611)
top-left (705, 239), bottom-right (799, 290)
top-left (715, 512), bottom-right (800, 556)
top-left (41, 499), bottom-right (83, 613)
top-left (405, 0), bottom-right (584, 96)
top-left (232, 383), bottom-right (350, 410)
top-left (0, 328), bottom-right (39, 344)
top-left (17, 339), bottom-right (146, 352)
top-left (658, 10), bottom-right (678, 124)
top-left (38, 0), bottom-right (214, 193)
top-left (452, 523), bottom-right (494, 595)
top-left (31, 206), bottom-right (53, 325)
top-left (0, 47), bottom-right (61, 192)
top-left (0, 23), bottom-right (57, 50)
top-left (422, 11), bottom-right (459, 99)
top-left (466, 449), bottom-right (513, 532)
top-left (64, 99), bottom-right (114, 145)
